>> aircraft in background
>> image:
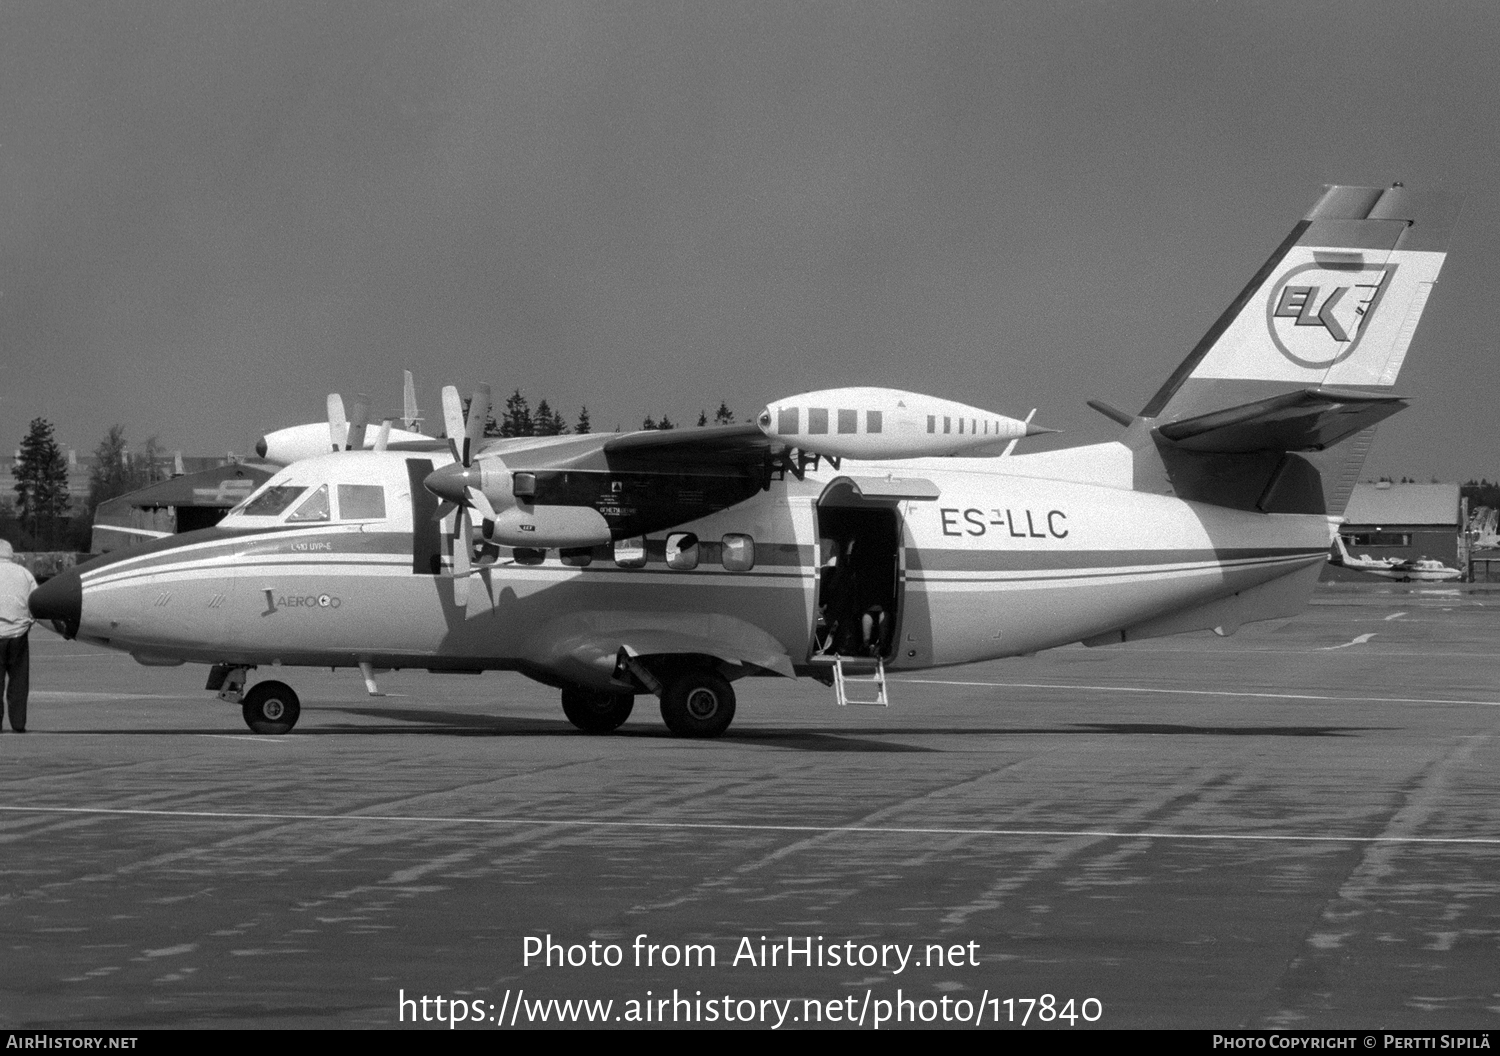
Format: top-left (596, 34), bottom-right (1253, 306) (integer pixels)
top-left (255, 369), bottom-right (428, 466)
top-left (31, 184), bottom-right (1460, 737)
top-left (1328, 534), bottom-right (1399, 573)
top-left (1330, 536), bottom-right (1462, 581)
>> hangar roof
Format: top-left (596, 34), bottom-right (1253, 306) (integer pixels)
top-left (1343, 483), bottom-right (1460, 527)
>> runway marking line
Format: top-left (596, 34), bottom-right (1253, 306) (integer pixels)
top-left (2, 804), bottom-right (1497, 847)
top-left (895, 678), bottom-right (1500, 708)
top-left (198, 734), bottom-right (296, 744)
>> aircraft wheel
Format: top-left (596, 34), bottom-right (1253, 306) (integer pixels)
top-left (242, 681), bottom-right (301, 735)
top-left (659, 672), bottom-right (735, 739)
top-left (561, 688), bottom-right (634, 733)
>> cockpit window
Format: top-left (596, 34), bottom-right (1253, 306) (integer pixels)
top-left (337, 484), bottom-right (386, 521)
top-left (236, 484), bottom-right (307, 518)
top-left (287, 484), bottom-right (331, 523)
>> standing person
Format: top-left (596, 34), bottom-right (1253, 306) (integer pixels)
top-left (0, 540), bottom-right (38, 732)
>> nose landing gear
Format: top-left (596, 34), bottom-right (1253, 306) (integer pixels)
top-left (241, 681), bottom-right (302, 735)
top-left (206, 665), bottom-right (302, 735)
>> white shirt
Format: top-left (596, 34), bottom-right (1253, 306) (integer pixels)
top-left (0, 561), bottom-right (38, 638)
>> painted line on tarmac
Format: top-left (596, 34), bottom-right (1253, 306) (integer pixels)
top-left (198, 734), bottom-right (296, 744)
top-left (895, 678), bottom-right (1500, 708)
top-left (1, 804), bottom-right (1498, 847)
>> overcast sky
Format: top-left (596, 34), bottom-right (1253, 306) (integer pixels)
top-left (2, 1), bottom-right (1497, 481)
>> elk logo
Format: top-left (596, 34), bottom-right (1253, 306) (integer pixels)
top-left (1266, 261), bottom-right (1394, 369)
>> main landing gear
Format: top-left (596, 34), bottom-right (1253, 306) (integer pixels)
top-left (559, 666), bottom-right (738, 739)
top-left (560, 688), bottom-right (634, 734)
top-left (207, 665), bottom-right (302, 735)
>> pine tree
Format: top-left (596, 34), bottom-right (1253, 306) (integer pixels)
top-left (641, 415), bottom-right (657, 431)
top-left (502, 390), bottom-right (533, 437)
top-left (714, 401), bottom-right (735, 426)
top-left (657, 414), bottom-right (675, 430)
top-left (14, 417), bottom-right (70, 544)
top-left (696, 410), bottom-right (708, 427)
top-left (575, 406), bottom-right (592, 434)
top-left (534, 399), bottom-right (568, 436)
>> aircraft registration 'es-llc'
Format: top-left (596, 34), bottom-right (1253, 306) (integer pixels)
top-left (31, 184), bottom-right (1459, 738)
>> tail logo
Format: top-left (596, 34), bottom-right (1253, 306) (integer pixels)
top-left (1266, 261), bottom-right (1395, 369)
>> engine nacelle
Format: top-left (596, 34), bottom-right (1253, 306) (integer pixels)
top-left (488, 505), bottom-right (612, 549)
top-left (757, 387), bottom-right (1039, 459)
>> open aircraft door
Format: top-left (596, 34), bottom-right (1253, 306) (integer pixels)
top-left (811, 475), bottom-right (939, 679)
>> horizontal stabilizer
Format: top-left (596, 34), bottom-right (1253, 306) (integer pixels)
top-left (1154, 387), bottom-right (1407, 454)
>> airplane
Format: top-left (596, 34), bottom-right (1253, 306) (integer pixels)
top-left (1328, 533), bottom-right (1399, 572)
top-left (1330, 536), bottom-right (1462, 581)
top-left (255, 369), bottom-right (428, 465)
top-left (29, 183), bottom-right (1459, 738)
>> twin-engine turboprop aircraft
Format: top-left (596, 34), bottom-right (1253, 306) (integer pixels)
top-left (30, 184), bottom-right (1459, 738)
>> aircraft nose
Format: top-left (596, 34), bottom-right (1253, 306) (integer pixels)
top-left (255, 437), bottom-right (268, 458)
top-left (29, 566), bottom-right (82, 640)
top-left (423, 462), bottom-right (480, 505)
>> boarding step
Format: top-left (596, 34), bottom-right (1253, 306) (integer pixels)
top-left (808, 654), bottom-right (889, 707)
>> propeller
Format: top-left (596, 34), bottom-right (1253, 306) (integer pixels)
top-left (345, 393), bottom-right (372, 451)
top-left (327, 394), bottom-right (348, 451)
top-left (436, 384), bottom-right (494, 606)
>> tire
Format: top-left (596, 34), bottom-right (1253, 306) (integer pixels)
top-left (242, 681), bottom-right (301, 735)
top-left (561, 688), bottom-right (634, 733)
top-left (659, 671), bottom-right (736, 738)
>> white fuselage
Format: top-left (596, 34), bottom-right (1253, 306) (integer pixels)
top-left (67, 448), bottom-right (1333, 688)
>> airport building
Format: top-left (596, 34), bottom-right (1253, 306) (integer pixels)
top-left (1324, 481), bottom-right (1464, 582)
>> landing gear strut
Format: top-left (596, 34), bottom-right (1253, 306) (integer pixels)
top-left (560, 688), bottom-right (634, 734)
top-left (242, 681), bottom-right (301, 735)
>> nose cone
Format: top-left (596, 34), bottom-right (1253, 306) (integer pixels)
top-left (423, 461), bottom-right (481, 505)
top-left (255, 437), bottom-right (268, 458)
top-left (29, 567), bottom-right (81, 640)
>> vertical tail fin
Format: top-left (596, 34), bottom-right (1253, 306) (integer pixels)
top-left (1142, 184), bottom-right (1460, 421)
top-left (1131, 184), bottom-right (1461, 515)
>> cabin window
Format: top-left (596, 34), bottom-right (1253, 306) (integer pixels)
top-left (926, 415), bottom-right (935, 433)
top-left (287, 484), bottom-right (331, 522)
top-left (778, 407), bottom-right (798, 434)
top-left (721, 533), bottom-right (755, 572)
top-left (237, 484), bottom-right (306, 517)
top-left (867, 410), bottom-right (882, 433)
top-left (337, 484), bottom-right (386, 521)
top-left (665, 532), bottom-right (699, 570)
top-left (613, 536), bottom-right (647, 568)
top-left (943, 416), bottom-right (951, 434)
top-left (837, 409), bottom-right (857, 434)
top-left (560, 547), bottom-right (593, 568)
top-left (807, 408), bottom-right (828, 434)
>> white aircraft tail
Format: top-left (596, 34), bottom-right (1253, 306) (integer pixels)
top-left (1124, 185), bottom-right (1461, 516)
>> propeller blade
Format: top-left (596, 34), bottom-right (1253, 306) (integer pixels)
top-left (327, 394), bottom-right (348, 452)
top-left (465, 486), bottom-right (498, 523)
top-left (452, 506), bottom-right (472, 607)
top-left (465, 385), bottom-right (492, 460)
top-left (345, 393), bottom-right (372, 451)
top-left (372, 419), bottom-right (393, 453)
top-left (441, 385), bottom-right (466, 460)
top-left (433, 500), bottom-right (458, 523)
top-left (402, 369), bottom-right (421, 431)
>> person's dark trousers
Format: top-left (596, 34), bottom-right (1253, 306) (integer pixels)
top-left (0, 632), bottom-right (28, 731)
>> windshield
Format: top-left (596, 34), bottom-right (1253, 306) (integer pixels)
top-left (233, 484), bottom-right (308, 518)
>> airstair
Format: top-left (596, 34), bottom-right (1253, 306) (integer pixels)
top-left (809, 654), bottom-right (889, 707)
